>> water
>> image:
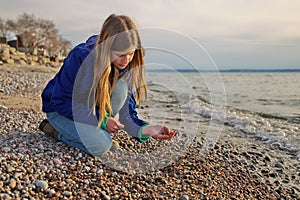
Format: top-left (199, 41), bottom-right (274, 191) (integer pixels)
top-left (146, 72), bottom-right (300, 158)
top-left (222, 73), bottom-right (300, 119)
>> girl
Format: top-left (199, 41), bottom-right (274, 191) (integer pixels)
top-left (39, 14), bottom-right (176, 156)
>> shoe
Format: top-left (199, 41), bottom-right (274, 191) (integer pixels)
top-left (39, 119), bottom-right (59, 141)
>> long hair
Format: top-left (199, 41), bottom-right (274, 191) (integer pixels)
top-left (91, 14), bottom-right (147, 124)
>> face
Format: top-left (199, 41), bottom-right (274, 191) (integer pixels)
top-left (111, 48), bottom-right (135, 70)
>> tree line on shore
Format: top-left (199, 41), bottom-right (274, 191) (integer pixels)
top-left (0, 13), bottom-right (72, 57)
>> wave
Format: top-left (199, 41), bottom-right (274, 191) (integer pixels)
top-left (180, 96), bottom-right (300, 159)
top-left (147, 82), bottom-right (300, 159)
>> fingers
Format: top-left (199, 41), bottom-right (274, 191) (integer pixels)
top-left (111, 122), bottom-right (124, 133)
top-left (110, 126), bottom-right (119, 133)
top-left (154, 130), bottom-right (177, 140)
top-left (116, 121), bottom-right (124, 129)
top-left (154, 134), bottom-right (172, 140)
top-left (109, 125), bottom-right (122, 133)
top-left (168, 130), bottom-right (176, 138)
top-left (106, 118), bottom-right (124, 133)
top-left (161, 126), bottom-right (170, 134)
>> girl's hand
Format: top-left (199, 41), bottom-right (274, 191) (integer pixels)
top-left (142, 125), bottom-right (176, 140)
top-left (106, 117), bottom-right (124, 133)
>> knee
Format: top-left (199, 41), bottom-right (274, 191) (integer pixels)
top-left (87, 138), bottom-right (112, 156)
top-left (86, 129), bottom-right (112, 156)
top-left (76, 125), bottom-right (113, 156)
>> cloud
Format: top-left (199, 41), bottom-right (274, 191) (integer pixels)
top-left (1, 0), bottom-right (300, 42)
top-left (0, 0), bottom-right (299, 68)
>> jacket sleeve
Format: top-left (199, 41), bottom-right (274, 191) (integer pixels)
top-left (118, 94), bottom-right (150, 142)
top-left (50, 49), bottom-right (99, 126)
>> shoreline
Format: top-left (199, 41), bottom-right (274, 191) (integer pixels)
top-left (0, 65), bottom-right (299, 199)
top-left (0, 64), bottom-right (59, 73)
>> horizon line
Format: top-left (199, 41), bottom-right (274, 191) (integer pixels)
top-left (146, 68), bottom-right (300, 73)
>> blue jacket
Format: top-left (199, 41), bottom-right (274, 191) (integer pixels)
top-left (41, 35), bottom-right (149, 142)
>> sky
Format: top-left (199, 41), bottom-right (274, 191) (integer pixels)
top-left (1, 0), bottom-right (300, 70)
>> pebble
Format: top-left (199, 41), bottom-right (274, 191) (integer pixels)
top-left (274, 162), bottom-right (285, 169)
top-left (240, 158), bottom-right (247, 164)
top-left (13, 172), bottom-right (22, 179)
top-left (111, 140), bottom-right (120, 151)
top-left (0, 70), bottom-right (299, 199)
top-left (53, 158), bottom-right (62, 165)
top-left (3, 147), bottom-right (11, 152)
top-left (28, 184), bottom-right (36, 189)
top-left (9, 178), bottom-right (17, 189)
top-left (35, 180), bottom-right (48, 190)
top-left (112, 171), bottom-right (118, 176)
top-left (62, 191), bottom-right (72, 197)
top-left (48, 189), bottom-right (56, 195)
top-left (0, 105), bottom-right (8, 110)
top-left (0, 193), bottom-right (11, 200)
top-left (40, 165), bottom-right (48, 171)
top-left (6, 166), bottom-right (14, 173)
top-left (84, 166), bottom-right (91, 171)
top-left (103, 195), bottom-right (111, 200)
top-left (76, 153), bottom-right (83, 158)
top-left (180, 194), bottom-right (189, 200)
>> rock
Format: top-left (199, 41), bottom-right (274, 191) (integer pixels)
top-left (0, 193), bottom-right (11, 200)
top-left (16, 184), bottom-right (23, 191)
top-left (0, 47), bottom-right (10, 61)
top-left (112, 171), bottom-right (118, 176)
top-left (84, 166), bottom-right (91, 171)
top-left (6, 166), bottom-right (14, 173)
top-left (13, 172), bottom-right (22, 179)
top-left (240, 158), bottom-right (247, 164)
top-left (263, 155), bottom-right (271, 162)
top-left (28, 184), bottom-right (36, 189)
top-left (0, 43), bottom-right (62, 66)
top-left (18, 59), bottom-right (27, 65)
top-left (0, 70), bottom-right (299, 200)
top-left (180, 194), bottom-right (189, 200)
top-left (110, 140), bottom-right (120, 151)
top-left (49, 189), bottom-right (56, 195)
top-left (36, 180), bottom-right (48, 190)
top-left (8, 47), bottom-right (16, 54)
top-left (269, 172), bottom-right (278, 178)
top-left (40, 165), bottom-right (47, 171)
top-left (3, 147), bottom-right (10, 152)
top-left (0, 105), bottom-right (8, 110)
top-left (283, 179), bottom-right (290, 184)
top-left (9, 178), bottom-right (17, 189)
top-left (62, 191), bottom-right (72, 197)
top-left (274, 162), bottom-right (284, 169)
top-left (5, 58), bottom-right (14, 64)
top-left (103, 195), bottom-right (111, 200)
top-left (276, 168), bottom-right (284, 174)
top-left (53, 158), bottom-right (62, 165)
top-left (77, 152), bottom-right (83, 158)
top-left (261, 168), bottom-right (270, 176)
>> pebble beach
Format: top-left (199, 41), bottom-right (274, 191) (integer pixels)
top-left (0, 65), bottom-right (299, 199)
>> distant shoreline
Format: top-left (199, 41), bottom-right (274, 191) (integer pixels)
top-left (146, 69), bottom-right (300, 73)
top-left (1, 64), bottom-right (299, 73)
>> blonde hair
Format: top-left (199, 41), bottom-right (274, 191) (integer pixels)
top-left (91, 14), bottom-right (147, 124)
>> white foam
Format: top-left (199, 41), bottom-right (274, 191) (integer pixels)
top-left (181, 99), bottom-right (300, 157)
